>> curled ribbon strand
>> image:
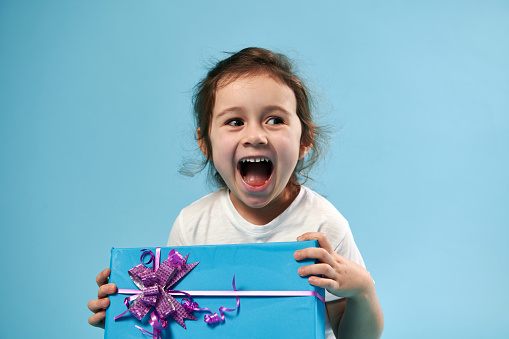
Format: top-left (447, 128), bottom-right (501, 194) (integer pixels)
top-left (140, 249), bottom-right (155, 268)
top-left (177, 276), bottom-right (240, 325)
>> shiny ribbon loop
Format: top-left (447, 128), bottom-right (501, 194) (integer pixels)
top-left (169, 249), bottom-right (184, 268)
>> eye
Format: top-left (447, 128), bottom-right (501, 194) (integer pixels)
top-left (267, 116), bottom-right (284, 125)
top-left (226, 119), bottom-right (244, 127)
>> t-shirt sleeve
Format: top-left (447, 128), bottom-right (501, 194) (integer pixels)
top-left (335, 229), bottom-right (365, 268)
top-left (167, 212), bottom-right (186, 247)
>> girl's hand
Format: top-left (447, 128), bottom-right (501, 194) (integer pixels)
top-left (296, 232), bottom-right (384, 338)
top-left (294, 232), bottom-right (374, 300)
top-left (87, 268), bottom-right (117, 328)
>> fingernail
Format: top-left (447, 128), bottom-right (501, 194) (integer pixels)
top-left (297, 236), bottom-right (302, 241)
top-left (102, 299), bottom-right (108, 307)
top-left (294, 251), bottom-right (300, 259)
top-left (298, 268), bottom-right (303, 275)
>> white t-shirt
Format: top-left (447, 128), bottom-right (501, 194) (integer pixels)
top-left (167, 186), bottom-right (365, 339)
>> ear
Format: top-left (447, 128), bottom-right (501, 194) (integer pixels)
top-left (299, 142), bottom-right (312, 160)
top-left (299, 126), bottom-right (314, 160)
top-left (197, 128), bottom-right (207, 157)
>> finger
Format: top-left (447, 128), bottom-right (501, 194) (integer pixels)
top-left (98, 283), bottom-right (117, 298)
top-left (298, 263), bottom-right (336, 279)
top-left (297, 232), bottom-right (334, 253)
top-left (294, 247), bottom-right (336, 267)
top-left (307, 275), bottom-right (339, 291)
top-left (88, 298), bottom-right (110, 313)
top-left (88, 310), bottom-right (106, 328)
top-left (96, 268), bottom-right (111, 287)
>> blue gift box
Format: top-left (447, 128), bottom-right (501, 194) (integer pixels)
top-left (105, 241), bottom-right (325, 338)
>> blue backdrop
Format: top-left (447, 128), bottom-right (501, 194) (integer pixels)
top-left (1, 1), bottom-right (508, 338)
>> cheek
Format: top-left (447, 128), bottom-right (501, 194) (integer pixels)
top-left (212, 152), bottom-right (235, 186)
top-left (210, 136), bottom-right (235, 172)
top-left (276, 137), bottom-right (302, 166)
top-left (210, 133), bottom-right (232, 156)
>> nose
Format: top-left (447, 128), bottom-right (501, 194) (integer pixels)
top-left (242, 123), bottom-right (268, 147)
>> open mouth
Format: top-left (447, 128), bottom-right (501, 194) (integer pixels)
top-left (239, 157), bottom-right (273, 187)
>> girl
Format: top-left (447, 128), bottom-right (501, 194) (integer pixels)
top-left (88, 47), bottom-right (384, 339)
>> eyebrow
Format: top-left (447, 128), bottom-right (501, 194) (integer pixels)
top-left (214, 107), bottom-right (243, 121)
top-left (262, 105), bottom-right (293, 116)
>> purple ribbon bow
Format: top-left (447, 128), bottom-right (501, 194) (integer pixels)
top-left (115, 248), bottom-right (242, 339)
top-left (115, 248), bottom-right (205, 337)
top-left (126, 249), bottom-right (197, 324)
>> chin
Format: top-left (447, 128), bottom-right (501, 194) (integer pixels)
top-left (231, 189), bottom-right (276, 209)
top-left (238, 195), bottom-right (272, 209)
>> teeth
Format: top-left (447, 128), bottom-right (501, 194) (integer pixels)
top-left (241, 157), bottom-right (270, 163)
top-left (242, 176), bottom-right (270, 184)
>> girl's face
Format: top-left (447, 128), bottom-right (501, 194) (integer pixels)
top-left (204, 74), bottom-right (310, 222)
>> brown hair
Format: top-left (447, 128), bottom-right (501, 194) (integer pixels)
top-left (186, 47), bottom-right (327, 188)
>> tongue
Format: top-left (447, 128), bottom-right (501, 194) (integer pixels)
top-left (243, 162), bottom-right (269, 186)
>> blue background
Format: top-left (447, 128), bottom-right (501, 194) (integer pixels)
top-left (1, 1), bottom-right (508, 338)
